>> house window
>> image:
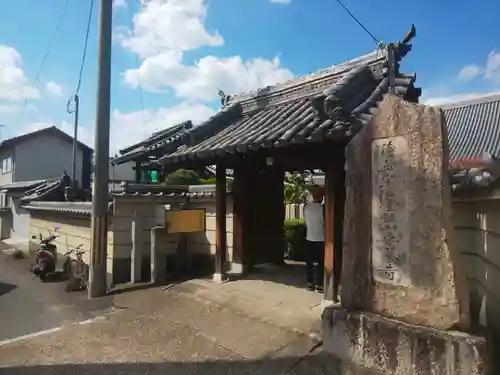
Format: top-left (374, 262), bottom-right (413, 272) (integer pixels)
top-left (2, 156), bottom-right (12, 174)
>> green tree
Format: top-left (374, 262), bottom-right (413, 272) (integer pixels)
top-left (284, 172), bottom-right (310, 204)
top-left (164, 169), bottom-right (201, 185)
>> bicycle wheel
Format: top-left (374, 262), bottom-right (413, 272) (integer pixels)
top-left (69, 260), bottom-right (88, 291)
top-left (72, 259), bottom-right (86, 279)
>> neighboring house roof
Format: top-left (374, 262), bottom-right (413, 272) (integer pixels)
top-left (112, 121), bottom-right (193, 165)
top-left (21, 177), bottom-right (91, 203)
top-left (110, 182), bottom-right (232, 198)
top-left (438, 94), bottom-right (500, 191)
top-left (159, 34), bottom-right (420, 166)
top-left (0, 126), bottom-right (92, 153)
top-left (0, 179), bottom-right (47, 192)
top-left (441, 94), bottom-right (500, 164)
top-left (21, 201), bottom-right (111, 216)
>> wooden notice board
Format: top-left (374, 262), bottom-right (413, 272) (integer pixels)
top-left (165, 209), bottom-right (206, 234)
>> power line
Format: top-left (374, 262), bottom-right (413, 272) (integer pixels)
top-left (67, 0), bottom-right (94, 188)
top-left (134, 54), bottom-right (146, 126)
top-left (127, 1), bottom-right (147, 126)
top-left (32, 0), bottom-right (71, 88)
top-left (333, 0), bottom-right (382, 47)
top-left (17, 0), bottom-right (70, 124)
top-left (75, 0), bottom-right (95, 95)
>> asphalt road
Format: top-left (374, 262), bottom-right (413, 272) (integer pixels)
top-left (0, 250), bottom-right (114, 343)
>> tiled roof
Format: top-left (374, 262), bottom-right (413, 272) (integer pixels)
top-left (441, 94), bottom-right (500, 163)
top-left (110, 182), bottom-right (231, 198)
top-left (21, 178), bottom-right (91, 203)
top-left (20, 202), bottom-right (112, 216)
top-left (0, 179), bottom-right (47, 191)
top-left (0, 126), bottom-right (91, 152)
top-left (113, 121), bottom-right (193, 165)
top-left (159, 40), bottom-right (420, 166)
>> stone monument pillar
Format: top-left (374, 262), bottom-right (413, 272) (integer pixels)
top-left (322, 95), bottom-right (488, 375)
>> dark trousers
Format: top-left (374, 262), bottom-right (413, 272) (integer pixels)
top-left (305, 240), bottom-right (324, 287)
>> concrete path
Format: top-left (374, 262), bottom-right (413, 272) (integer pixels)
top-left (0, 281), bottom-right (336, 374)
top-left (0, 251), bottom-right (116, 343)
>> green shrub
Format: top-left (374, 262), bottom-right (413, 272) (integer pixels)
top-left (199, 177), bottom-right (234, 185)
top-left (284, 219), bottom-right (306, 261)
top-left (199, 177), bottom-right (217, 185)
top-left (164, 169), bottom-right (201, 185)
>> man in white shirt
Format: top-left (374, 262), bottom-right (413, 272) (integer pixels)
top-left (303, 185), bottom-right (325, 293)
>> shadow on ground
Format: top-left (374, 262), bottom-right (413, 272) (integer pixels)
top-left (38, 271), bottom-right (69, 283)
top-left (0, 352), bottom-right (339, 375)
top-left (0, 281), bottom-right (16, 296)
top-left (227, 262), bottom-right (309, 289)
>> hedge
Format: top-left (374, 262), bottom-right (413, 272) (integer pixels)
top-left (284, 219), bottom-right (306, 261)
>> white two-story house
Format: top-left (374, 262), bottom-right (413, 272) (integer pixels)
top-left (0, 126), bottom-right (92, 247)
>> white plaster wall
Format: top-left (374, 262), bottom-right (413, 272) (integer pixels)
top-left (109, 160), bottom-right (135, 181)
top-left (14, 134), bottom-right (84, 183)
top-left (452, 199), bottom-right (500, 335)
top-left (29, 214), bottom-right (113, 274)
top-left (187, 198), bottom-right (234, 261)
top-left (0, 149), bottom-right (13, 186)
top-left (112, 196), bottom-right (184, 260)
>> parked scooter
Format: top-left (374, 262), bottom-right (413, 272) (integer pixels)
top-left (31, 226), bottom-right (60, 282)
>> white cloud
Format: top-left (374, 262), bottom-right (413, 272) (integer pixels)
top-left (423, 91), bottom-right (500, 106)
top-left (110, 101), bottom-right (215, 153)
top-left (119, 0), bottom-right (294, 101)
top-left (113, 0), bottom-right (127, 10)
top-left (455, 50), bottom-right (500, 84)
top-left (124, 54), bottom-right (293, 101)
top-left (18, 101), bottom-right (215, 155)
top-left (457, 65), bottom-right (481, 81)
top-left (0, 104), bottom-right (21, 114)
top-left (45, 81), bottom-right (63, 97)
top-left (484, 50), bottom-right (500, 84)
top-left (424, 49), bottom-right (500, 106)
top-left (0, 103), bottom-right (38, 114)
top-left (0, 45), bottom-right (39, 101)
top-left (270, 0), bottom-right (292, 4)
top-left (120, 0), bottom-right (224, 59)
top-left (17, 0), bottom-right (295, 156)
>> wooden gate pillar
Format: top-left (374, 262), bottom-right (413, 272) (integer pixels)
top-left (323, 165), bottom-right (346, 302)
top-left (231, 166), bottom-right (247, 274)
top-left (214, 164), bottom-right (228, 282)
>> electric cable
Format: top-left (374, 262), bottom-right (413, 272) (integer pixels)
top-left (67, 0), bottom-right (94, 113)
top-left (333, 0), bottom-right (383, 48)
top-left (32, 0), bottom-right (71, 89)
top-left (127, 0), bottom-right (147, 127)
top-left (75, 0), bottom-right (95, 95)
top-left (17, 0), bottom-right (70, 124)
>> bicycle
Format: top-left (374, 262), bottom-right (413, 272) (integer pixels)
top-left (63, 244), bottom-right (89, 292)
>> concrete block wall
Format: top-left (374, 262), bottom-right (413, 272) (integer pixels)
top-left (187, 198), bottom-right (234, 263)
top-left (452, 199), bottom-right (500, 337)
top-left (112, 196), bottom-right (184, 283)
top-left (0, 211), bottom-right (12, 240)
top-left (29, 214), bottom-right (114, 275)
top-left (26, 195), bottom-right (237, 285)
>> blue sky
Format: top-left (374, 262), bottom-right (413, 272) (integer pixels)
top-left (0, 0), bottom-right (499, 153)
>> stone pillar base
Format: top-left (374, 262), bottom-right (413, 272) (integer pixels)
top-left (322, 306), bottom-right (488, 375)
top-left (212, 273), bottom-right (228, 284)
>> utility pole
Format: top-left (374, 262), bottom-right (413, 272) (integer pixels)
top-left (88, 0), bottom-right (112, 299)
top-left (67, 94), bottom-right (80, 187)
top-left (0, 125), bottom-right (5, 142)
